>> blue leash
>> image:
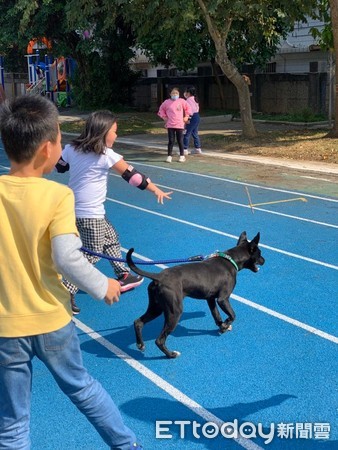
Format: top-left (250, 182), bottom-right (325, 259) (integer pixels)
top-left (81, 247), bottom-right (205, 265)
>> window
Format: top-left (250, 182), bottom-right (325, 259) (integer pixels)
top-left (309, 62), bottom-right (318, 73)
top-left (156, 68), bottom-right (177, 77)
top-left (264, 62), bottom-right (276, 73)
top-left (157, 69), bottom-right (169, 77)
top-left (197, 66), bottom-right (212, 76)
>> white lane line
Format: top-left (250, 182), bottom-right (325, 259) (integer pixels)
top-left (112, 199), bottom-right (338, 271)
top-left (300, 175), bottom-right (336, 183)
top-left (121, 250), bottom-right (338, 345)
top-left (128, 162), bottom-right (338, 203)
top-left (109, 172), bottom-right (338, 228)
top-left (74, 318), bottom-right (263, 450)
top-left (231, 294), bottom-right (338, 344)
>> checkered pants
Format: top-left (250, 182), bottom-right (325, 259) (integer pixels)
top-left (62, 217), bottom-right (129, 295)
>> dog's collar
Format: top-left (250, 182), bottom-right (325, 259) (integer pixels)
top-left (215, 252), bottom-right (239, 271)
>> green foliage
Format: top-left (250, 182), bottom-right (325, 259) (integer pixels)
top-left (71, 30), bottom-right (140, 109)
top-left (123, 0), bottom-right (320, 71)
top-left (0, 0), bottom-right (332, 114)
top-left (310, 0), bottom-right (333, 50)
top-left (0, 0), bottom-right (139, 108)
top-left (0, 1), bottom-right (28, 63)
top-left (125, 0), bottom-right (211, 70)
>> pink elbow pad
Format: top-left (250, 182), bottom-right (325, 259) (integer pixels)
top-left (122, 165), bottom-right (150, 190)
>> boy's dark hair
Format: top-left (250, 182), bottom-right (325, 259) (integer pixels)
top-left (0, 95), bottom-right (59, 163)
top-left (72, 110), bottom-right (117, 155)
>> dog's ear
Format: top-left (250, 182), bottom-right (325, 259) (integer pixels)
top-left (237, 231), bottom-right (247, 245)
top-left (251, 233), bottom-right (260, 245)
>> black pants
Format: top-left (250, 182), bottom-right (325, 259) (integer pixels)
top-left (167, 128), bottom-right (184, 156)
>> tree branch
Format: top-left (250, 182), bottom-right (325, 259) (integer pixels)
top-left (196, 0), bottom-right (232, 42)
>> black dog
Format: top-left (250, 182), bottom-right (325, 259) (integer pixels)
top-left (126, 231), bottom-right (265, 358)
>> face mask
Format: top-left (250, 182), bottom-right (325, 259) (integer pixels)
top-left (171, 95), bottom-right (179, 100)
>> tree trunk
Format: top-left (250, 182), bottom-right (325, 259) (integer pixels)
top-left (196, 0), bottom-right (257, 137)
top-left (329, 0), bottom-right (338, 137)
top-left (215, 47), bottom-right (257, 138)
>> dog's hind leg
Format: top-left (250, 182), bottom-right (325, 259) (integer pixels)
top-left (217, 296), bottom-right (236, 333)
top-left (134, 283), bottom-right (163, 352)
top-left (156, 298), bottom-right (183, 359)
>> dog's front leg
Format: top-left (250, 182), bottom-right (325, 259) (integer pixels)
top-left (217, 296), bottom-right (235, 333)
top-left (207, 297), bottom-right (223, 328)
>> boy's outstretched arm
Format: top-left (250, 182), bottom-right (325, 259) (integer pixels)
top-left (113, 159), bottom-right (173, 204)
top-left (52, 234), bottom-right (120, 305)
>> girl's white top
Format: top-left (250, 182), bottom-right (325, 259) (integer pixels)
top-left (62, 144), bottom-right (122, 218)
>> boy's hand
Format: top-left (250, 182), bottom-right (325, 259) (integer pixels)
top-left (104, 279), bottom-right (121, 305)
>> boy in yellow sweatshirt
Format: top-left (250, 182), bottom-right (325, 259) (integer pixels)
top-left (0, 95), bottom-right (141, 450)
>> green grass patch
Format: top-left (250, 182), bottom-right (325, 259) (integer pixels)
top-left (60, 121), bottom-right (85, 134)
top-left (252, 111), bottom-right (327, 122)
top-left (60, 113), bottom-right (160, 136)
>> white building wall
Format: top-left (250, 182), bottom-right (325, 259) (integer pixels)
top-left (272, 51), bottom-right (329, 73)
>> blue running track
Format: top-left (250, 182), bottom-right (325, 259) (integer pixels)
top-left (0, 140), bottom-right (337, 449)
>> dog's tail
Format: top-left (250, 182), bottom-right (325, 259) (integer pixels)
top-left (126, 248), bottom-right (160, 281)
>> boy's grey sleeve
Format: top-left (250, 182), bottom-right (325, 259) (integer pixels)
top-left (51, 234), bottom-right (108, 300)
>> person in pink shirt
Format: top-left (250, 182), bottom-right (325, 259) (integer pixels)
top-left (183, 86), bottom-right (202, 154)
top-left (158, 87), bottom-right (192, 163)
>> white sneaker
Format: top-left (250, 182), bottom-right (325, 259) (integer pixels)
top-left (176, 150), bottom-right (189, 155)
top-left (178, 155), bottom-right (186, 162)
top-left (191, 148), bottom-right (202, 154)
top-left (166, 155), bottom-right (172, 163)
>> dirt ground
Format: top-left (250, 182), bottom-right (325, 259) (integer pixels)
top-left (195, 121), bottom-right (338, 164)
